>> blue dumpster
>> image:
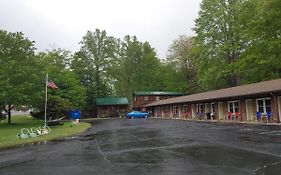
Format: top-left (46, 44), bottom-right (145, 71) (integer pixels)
top-left (69, 110), bottom-right (81, 119)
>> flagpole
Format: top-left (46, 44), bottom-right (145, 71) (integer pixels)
top-left (44, 73), bottom-right (48, 127)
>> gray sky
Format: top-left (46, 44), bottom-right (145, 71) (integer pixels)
top-left (0, 0), bottom-right (201, 59)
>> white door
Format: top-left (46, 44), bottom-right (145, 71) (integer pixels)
top-left (205, 103), bottom-right (210, 113)
top-left (191, 104), bottom-right (196, 119)
top-left (218, 102), bottom-right (224, 120)
top-left (246, 99), bottom-right (253, 121)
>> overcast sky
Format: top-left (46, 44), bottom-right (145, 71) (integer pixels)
top-left (0, 0), bottom-right (202, 59)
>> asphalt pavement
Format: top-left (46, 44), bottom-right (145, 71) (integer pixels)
top-left (1, 118), bottom-right (281, 175)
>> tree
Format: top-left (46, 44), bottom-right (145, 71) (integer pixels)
top-left (166, 35), bottom-right (198, 93)
top-left (38, 48), bottom-right (72, 69)
top-left (0, 30), bottom-right (43, 124)
top-left (156, 63), bottom-right (187, 92)
top-left (193, 0), bottom-right (248, 90)
top-left (236, 0), bottom-right (281, 83)
top-left (71, 29), bottom-right (118, 112)
top-left (112, 35), bottom-right (163, 103)
top-left (35, 49), bottom-right (86, 118)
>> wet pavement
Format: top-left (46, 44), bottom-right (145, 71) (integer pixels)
top-left (1, 118), bottom-right (281, 175)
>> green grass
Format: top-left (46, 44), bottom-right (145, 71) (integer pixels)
top-left (0, 115), bottom-right (91, 149)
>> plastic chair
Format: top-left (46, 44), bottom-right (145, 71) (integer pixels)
top-left (196, 112), bottom-right (202, 119)
top-left (17, 128), bottom-right (31, 139)
top-left (235, 112), bottom-right (239, 121)
top-left (210, 112), bottom-right (215, 120)
top-left (266, 111), bottom-right (272, 123)
top-left (256, 111), bottom-right (262, 121)
top-left (38, 126), bottom-right (51, 135)
top-left (30, 127), bottom-right (40, 137)
top-left (227, 112), bottom-right (232, 120)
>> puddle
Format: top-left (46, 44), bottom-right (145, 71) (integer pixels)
top-left (170, 145), bottom-right (281, 172)
top-left (259, 131), bottom-right (281, 136)
top-left (255, 161), bottom-right (281, 175)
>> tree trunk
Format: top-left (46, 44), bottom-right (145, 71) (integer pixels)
top-left (7, 104), bottom-right (12, 124)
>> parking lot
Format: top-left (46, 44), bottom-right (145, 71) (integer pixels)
top-left (1, 118), bottom-right (281, 175)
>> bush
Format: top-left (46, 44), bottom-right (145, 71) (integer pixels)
top-left (0, 112), bottom-right (6, 121)
top-left (31, 96), bottom-right (71, 120)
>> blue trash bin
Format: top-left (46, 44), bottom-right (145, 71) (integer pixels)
top-left (69, 110), bottom-right (81, 119)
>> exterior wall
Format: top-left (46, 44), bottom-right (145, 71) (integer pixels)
top-left (97, 105), bottom-right (128, 118)
top-left (271, 95), bottom-right (279, 123)
top-left (239, 99), bottom-right (246, 121)
top-left (214, 102), bottom-right (219, 120)
top-left (278, 96), bottom-right (281, 122)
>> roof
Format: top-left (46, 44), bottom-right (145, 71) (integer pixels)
top-left (96, 97), bottom-right (129, 106)
top-left (146, 79), bottom-right (281, 107)
top-left (133, 91), bottom-right (185, 96)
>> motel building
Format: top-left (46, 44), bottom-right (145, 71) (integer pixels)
top-left (132, 91), bottom-right (185, 111)
top-left (96, 97), bottom-right (129, 118)
top-left (146, 79), bottom-right (281, 123)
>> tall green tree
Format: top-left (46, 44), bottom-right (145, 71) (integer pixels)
top-left (112, 35), bottom-right (163, 103)
top-left (0, 30), bottom-right (43, 124)
top-left (193, 0), bottom-right (248, 90)
top-left (156, 63), bottom-right (187, 92)
top-left (237, 0), bottom-right (281, 83)
top-left (35, 49), bottom-right (86, 119)
top-left (71, 29), bottom-right (117, 111)
top-left (39, 48), bottom-right (72, 69)
top-left (166, 35), bottom-right (198, 93)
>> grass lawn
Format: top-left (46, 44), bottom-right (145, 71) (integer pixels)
top-left (0, 115), bottom-right (91, 149)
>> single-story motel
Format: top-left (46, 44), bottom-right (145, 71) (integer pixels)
top-left (145, 79), bottom-right (281, 124)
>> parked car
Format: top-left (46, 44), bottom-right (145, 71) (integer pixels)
top-left (127, 111), bottom-right (149, 118)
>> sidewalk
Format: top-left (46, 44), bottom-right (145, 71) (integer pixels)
top-left (151, 117), bottom-right (281, 126)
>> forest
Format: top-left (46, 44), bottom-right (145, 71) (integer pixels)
top-left (0, 0), bottom-right (280, 121)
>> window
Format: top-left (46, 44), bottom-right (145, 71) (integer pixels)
top-left (256, 98), bottom-right (271, 113)
top-left (144, 96), bottom-right (148, 101)
top-left (228, 101), bottom-right (239, 113)
top-left (156, 96), bottom-right (160, 101)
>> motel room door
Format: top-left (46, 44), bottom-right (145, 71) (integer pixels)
top-left (218, 102), bottom-right (224, 120)
top-left (246, 99), bottom-right (254, 121)
top-left (191, 104), bottom-right (196, 119)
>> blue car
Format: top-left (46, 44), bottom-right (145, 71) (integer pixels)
top-left (127, 111), bottom-right (149, 118)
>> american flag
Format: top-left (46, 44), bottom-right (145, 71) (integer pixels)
top-left (47, 80), bottom-right (58, 89)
